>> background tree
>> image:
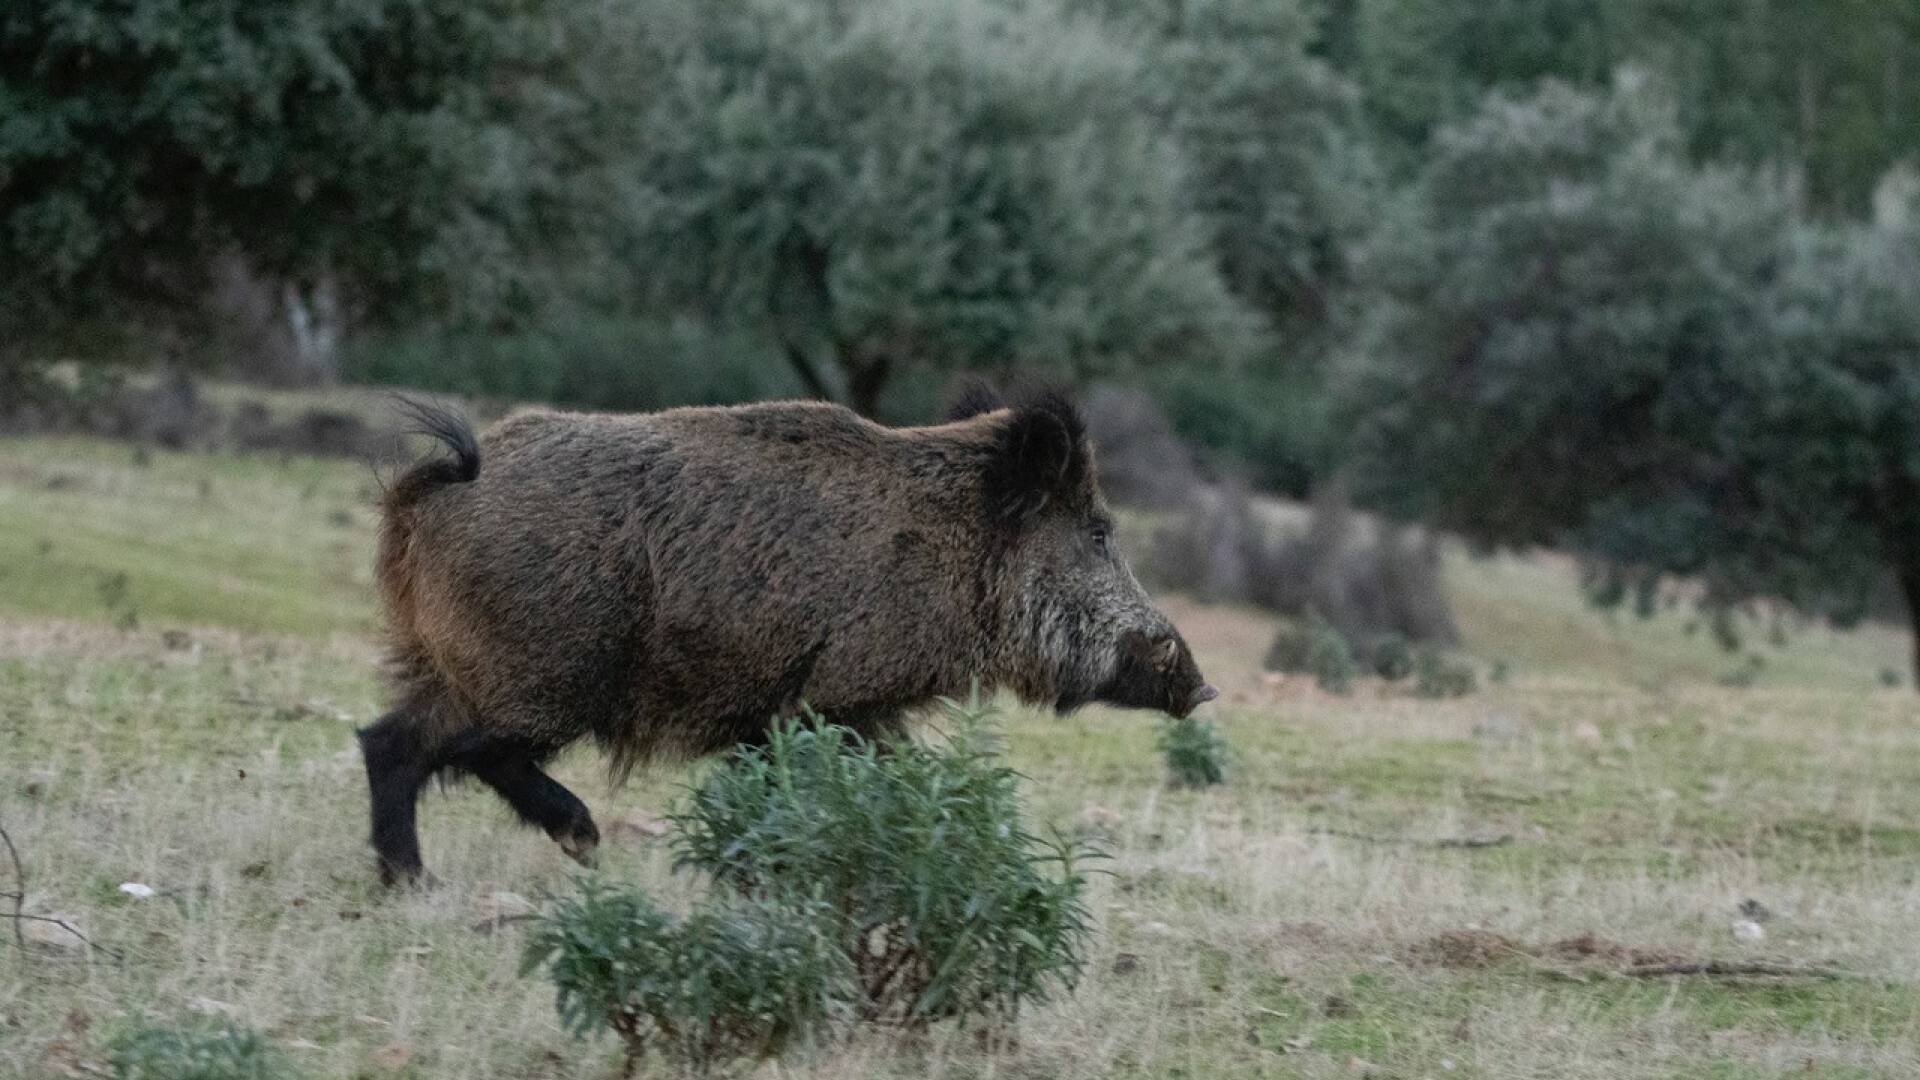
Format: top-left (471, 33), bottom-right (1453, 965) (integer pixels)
top-left (0, 0), bottom-right (595, 391)
top-left (1338, 77), bottom-right (1853, 658)
top-left (1337, 0), bottom-right (1920, 212)
top-left (610, 0), bottom-right (1257, 417)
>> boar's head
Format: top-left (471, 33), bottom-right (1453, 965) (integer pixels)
top-left (959, 384), bottom-right (1218, 719)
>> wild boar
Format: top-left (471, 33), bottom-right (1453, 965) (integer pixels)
top-left (360, 387), bottom-right (1214, 884)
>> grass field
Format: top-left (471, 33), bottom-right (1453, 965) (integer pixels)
top-left (4, 434), bottom-right (1920, 1078)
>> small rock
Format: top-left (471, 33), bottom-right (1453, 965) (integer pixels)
top-left (1140, 920), bottom-right (1174, 937)
top-left (117, 883), bottom-right (155, 899)
top-left (1732, 919), bottom-right (1766, 943)
top-left (1572, 721), bottom-right (1603, 746)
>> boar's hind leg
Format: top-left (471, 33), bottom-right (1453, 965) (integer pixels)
top-left (468, 756), bottom-right (600, 867)
top-left (358, 706), bottom-right (435, 887)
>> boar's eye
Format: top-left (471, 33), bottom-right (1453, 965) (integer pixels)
top-left (1089, 522), bottom-right (1112, 559)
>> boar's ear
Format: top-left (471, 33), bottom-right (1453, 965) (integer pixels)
top-left (944, 376), bottom-right (1007, 422)
top-left (982, 390), bottom-right (1093, 526)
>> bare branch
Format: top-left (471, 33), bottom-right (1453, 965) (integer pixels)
top-left (1, 820), bottom-right (24, 951)
top-left (0, 818), bottom-right (122, 961)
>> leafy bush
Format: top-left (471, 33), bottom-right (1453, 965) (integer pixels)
top-left (1364, 633), bottom-right (1415, 681)
top-left (1263, 620), bottom-right (1313, 674)
top-left (1158, 713), bottom-right (1228, 788)
top-left (1413, 650), bottom-right (1477, 699)
top-left (1305, 613), bottom-right (1358, 694)
top-left (109, 1022), bottom-right (290, 1080)
top-left (671, 703), bottom-right (1096, 1028)
top-left (523, 883), bottom-right (853, 1075)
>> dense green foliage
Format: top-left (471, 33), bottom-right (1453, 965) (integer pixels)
top-left (0, 0), bottom-right (592, 378)
top-left (1412, 648), bottom-right (1477, 698)
top-left (523, 884), bottom-right (854, 1075)
top-left (1340, 72), bottom-right (1920, 678)
top-left (1157, 712), bottom-right (1228, 788)
top-left (607, 0), bottom-right (1255, 416)
top-left (1336, 0), bottom-right (1920, 212)
top-left (109, 1022), bottom-right (291, 1080)
top-left (671, 705), bottom-right (1096, 1027)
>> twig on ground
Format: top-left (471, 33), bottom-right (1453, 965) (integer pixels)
top-left (0, 819), bottom-right (123, 961)
top-left (1623, 961), bottom-right (1844, 980)
top-left (1, 820), bottom-right (24, 950)
top-left (1308, 827), bottom-right (1513, 849)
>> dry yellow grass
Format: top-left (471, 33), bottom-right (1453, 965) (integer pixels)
top-left (4, 436), bottom-right (1919, 1078)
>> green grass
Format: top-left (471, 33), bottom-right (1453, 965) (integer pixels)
top-left (5, 434), bottom-right (1920, 1078)
top-left (0, 437), bottom-right (379, 637)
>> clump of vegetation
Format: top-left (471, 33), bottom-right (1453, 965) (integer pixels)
top-left (1413, 649), bottom-right (1478, 699)
top-left (97, 570), bottom-right (138, 631)
top-left (1264, 612), bottom-right (1360, 694)
top-left (671, 703), bottom-right (1096, 1028)
top-left (1158, 713), bottom-right (1228, 788)
top-left (1263, 619), bottom-right (1313, 675)
top-left (1307, 615), bottom-right (1359, 694)
top-left (1364, 632), bottom-right (1416, 681)
top-left (523, 883), bottom-right (853, 1076)
top-left (109, 1021), bottom-right (291, 1080)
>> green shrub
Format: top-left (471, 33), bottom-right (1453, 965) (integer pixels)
top-left (1305, 614), bottom-right (1358, 694)
top-left (1262, 620), bottom-right (1313, 675)
top-left (671, 703), bottom-right (1096, 1028)
top-left (109, 1022), bottom-right (290, 1080)
top-left (523, 883), bottom-right (852, 1076)
top-left (1158, 713), bottom-right (1228, 788)
top-left (1264, 613), bottom-right (1358, 693)
top-left (1413, 650), bottom-right (1477, 698)
top-left (1365, 633), bottom-right (1415, 681)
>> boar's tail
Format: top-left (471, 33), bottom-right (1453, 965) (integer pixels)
top-left (385, 395), bottom-right (479, 510)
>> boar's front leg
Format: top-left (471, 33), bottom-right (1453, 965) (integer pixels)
top-left (469, 756), bottom-right (601, 866)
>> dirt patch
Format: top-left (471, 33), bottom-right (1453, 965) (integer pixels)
top-left (1544, 932), bottom-right (1685, 968)
top-left (1406, 929), bottom-right (1528, 969)
top-left (1406, 928), bottom-right (1813, 980)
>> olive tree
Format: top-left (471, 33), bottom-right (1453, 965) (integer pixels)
top-left (613, 0), bottom-right (1257, 417)
top-left (0, 0), bottom-right (593, 388)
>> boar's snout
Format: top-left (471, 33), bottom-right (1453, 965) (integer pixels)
top-left (1092, 628), bottom-right (1215, 718)
top-left (1184, 682), bottom-right (1220, 716)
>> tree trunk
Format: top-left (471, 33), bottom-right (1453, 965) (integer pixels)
top-left (282, 274), bottom-right (340, 385)
top-left (782, 341), bottom-right (836, 403)
top-left (1900, 562), bottom-right (1920, 690)
top-left (845, 353), bottom-right (891, 418)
